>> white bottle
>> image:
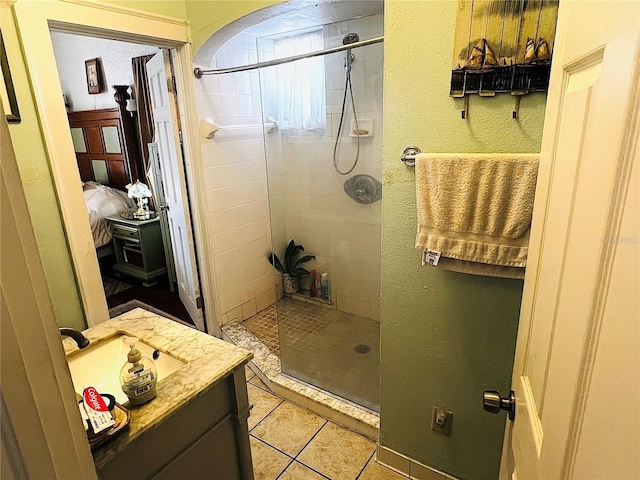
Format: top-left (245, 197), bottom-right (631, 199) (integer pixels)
top-left (320, 273), bottom-right (329, 300)
top-left (119, 337), bottom-right (157, 405)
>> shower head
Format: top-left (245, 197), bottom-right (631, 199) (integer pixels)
top-left (342, 33), bottom-right (360, 45)
top-left (343, 33), bottom-right (359, 73)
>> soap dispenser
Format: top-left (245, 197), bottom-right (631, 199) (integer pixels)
top-left (120, 337), bottom-right (157, 405)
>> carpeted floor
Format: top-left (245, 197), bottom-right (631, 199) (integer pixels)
top-left (108, 300), bottom-right (196, 329)
top-left (102, 269), bottom-right (194, 326)
top-left (102, 277), bottom-right (133, 297)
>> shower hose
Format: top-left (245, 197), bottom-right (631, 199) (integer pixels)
top-left (332, 64), bottom-right (360, 175)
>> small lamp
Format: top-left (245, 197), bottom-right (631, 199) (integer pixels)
top-left (126, 180), bottom-right (153, 219)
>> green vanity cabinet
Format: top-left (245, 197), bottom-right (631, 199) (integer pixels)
top-left (70, 315), bottom-right (255, 480)
top-left (96, 367), bottom-right (254, 480)
top-left (107, 215), bottom-right (167, 286)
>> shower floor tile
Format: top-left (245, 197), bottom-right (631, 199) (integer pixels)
top-left (243, 305), bottom-right (280, 356)
top-left (242, 297), bottom-right (380, 412)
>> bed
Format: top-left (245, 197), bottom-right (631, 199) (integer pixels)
top-left (83, 182), bottom-right (134, 257)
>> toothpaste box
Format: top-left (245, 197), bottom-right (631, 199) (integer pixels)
top-left (82, 387), bottom-right (115, 434)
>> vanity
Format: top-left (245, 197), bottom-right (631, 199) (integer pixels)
top-left (63, 309), bottom-right (254, 479)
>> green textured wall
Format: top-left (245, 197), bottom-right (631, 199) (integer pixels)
top-left (380, 1), bottom-right (545, 479)
top-left (2, 10), bottom-right (85, 331)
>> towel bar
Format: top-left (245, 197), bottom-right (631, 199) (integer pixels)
top-left (401, 146), bottom-right (421, 167)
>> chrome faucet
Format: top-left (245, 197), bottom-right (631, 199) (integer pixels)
top-left (59, 327), bottom-right (90, 349)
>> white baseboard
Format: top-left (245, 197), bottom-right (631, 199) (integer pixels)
top-left (376, 444), bottom-right (460, 480)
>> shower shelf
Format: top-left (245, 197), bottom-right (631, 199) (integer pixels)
top-left (290, 292), bottom-right (335, 309)
top-left (349, 119), bottom-right (373, 138)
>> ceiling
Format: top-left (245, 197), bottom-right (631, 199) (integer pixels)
top-left (244, 0), bottom-right (384, 37)
top-left (195, 0), bottom-right (384, 65)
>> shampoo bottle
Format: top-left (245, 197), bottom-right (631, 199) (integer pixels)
top-left (315, 272), bottom-right (322, 297)
top-left (309, 270), bottom-right (317, 297)
top-left (120, 337), bottom-right (157, 405)
top-left (320, 273), bottom-right (329, 300)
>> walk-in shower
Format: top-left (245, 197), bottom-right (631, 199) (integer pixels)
top-left (258, 16), bottom-right (383, 412)
top-left (199, 11), bottom-right (384, 414)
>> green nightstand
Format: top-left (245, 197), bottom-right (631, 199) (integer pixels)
top-left (107, 215), bottom-right (167, 287)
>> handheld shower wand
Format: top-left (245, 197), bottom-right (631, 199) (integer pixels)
top-left (333, 33), bottom-right (361, 175)
top-left (343, 33), bottom-right (359, 72)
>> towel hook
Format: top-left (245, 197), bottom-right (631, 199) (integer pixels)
top-left (401, 146), bottom-right (421, 167)
top-left (461, 95), bottom-right (469, 120)
top-left (512, 95), bottom-right (522, 119)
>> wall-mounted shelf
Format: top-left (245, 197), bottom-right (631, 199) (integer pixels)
top-left (349, 119), bottom-right (373, 137)
top-left (450, 63), bottom-right (551, 97)
top-left (291, 292), bottom-right (335, 308)
top-left (450, 63), bottom-right (552, 120)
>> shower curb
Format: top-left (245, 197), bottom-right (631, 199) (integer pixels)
top-left (221, 321), bottom-right (379, 440)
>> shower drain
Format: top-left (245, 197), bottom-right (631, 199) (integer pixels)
top-left (354, 344), bottom-right (371, 354)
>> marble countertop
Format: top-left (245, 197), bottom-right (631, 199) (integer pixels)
top-left (63, 308), bottom-right (252, 469)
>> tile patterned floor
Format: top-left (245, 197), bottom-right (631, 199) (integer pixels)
top-left (245, 366), bottom-right (405, 480)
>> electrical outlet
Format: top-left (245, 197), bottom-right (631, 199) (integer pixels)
top-left (431, 406), bottom-right (453, 436)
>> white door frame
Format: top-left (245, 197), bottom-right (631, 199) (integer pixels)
top-left (13, 0), bottom-right (221, 335)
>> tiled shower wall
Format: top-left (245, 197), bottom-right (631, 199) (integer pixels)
top-left (195, 33), bottom-right (276, 324)
top-left (261, 15), bottom-right (384, 321)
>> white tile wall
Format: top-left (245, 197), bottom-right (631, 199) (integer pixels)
top-left (198, 32), bottom-right (277, 324)
top-left (197, 15), bottom-right (383, 325)
top-left (268, 14), bottom-right (384, 321)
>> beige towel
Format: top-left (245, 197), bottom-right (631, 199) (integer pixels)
top-left (415, 153), bottom-right (539, 278)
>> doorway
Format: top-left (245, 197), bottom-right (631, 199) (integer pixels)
top-left (49, 29), bottom-right (204, 330)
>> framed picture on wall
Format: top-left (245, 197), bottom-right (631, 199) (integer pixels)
top-left (85, 58), bottom-right (103, 95)
top-left (1, 32), bottom-right (20, 123)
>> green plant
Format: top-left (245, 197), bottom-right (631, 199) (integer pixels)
top-left (267, 239), bottom-right (315, 278)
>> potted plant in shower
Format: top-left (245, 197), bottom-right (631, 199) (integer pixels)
top-left (268, 240), bottom-right (315, 295)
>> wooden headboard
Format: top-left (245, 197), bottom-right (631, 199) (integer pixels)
top-left (68, 86), bottom-right (143, 189)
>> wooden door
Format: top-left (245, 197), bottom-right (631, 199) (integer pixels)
top-left (146, 50), bottom-right (205, 331)
top-left (501, 2), bottom-right (639, 479)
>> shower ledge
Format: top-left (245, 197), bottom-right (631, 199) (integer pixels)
top-left (221, 321), bottom-right (379, 440)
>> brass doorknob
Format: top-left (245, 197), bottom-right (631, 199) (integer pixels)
top-left (483, 390), bottom-right (516, 421)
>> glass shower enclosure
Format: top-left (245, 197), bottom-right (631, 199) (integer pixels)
top-left (257, 14), bottom-right (383, 412)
